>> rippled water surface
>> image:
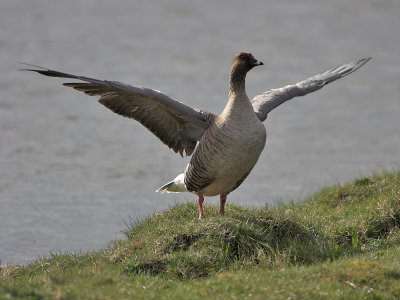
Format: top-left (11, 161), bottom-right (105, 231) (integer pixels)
top-left (1, 0), bottom-right (399, 264)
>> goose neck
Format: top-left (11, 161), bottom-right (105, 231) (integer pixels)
top-left (228, 69), bottom-right (247, 98)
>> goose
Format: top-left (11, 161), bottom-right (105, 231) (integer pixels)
top-left (23, 53), bottom-right (370, 219)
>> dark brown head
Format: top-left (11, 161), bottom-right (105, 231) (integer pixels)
top-left (231, 52), bottom-right (263, 75)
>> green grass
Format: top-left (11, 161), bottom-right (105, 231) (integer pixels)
top-left (1, 170), bottom-right (400, 299)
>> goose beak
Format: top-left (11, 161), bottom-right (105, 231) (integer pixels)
top-left (252, 59), bottom-right (263, 67)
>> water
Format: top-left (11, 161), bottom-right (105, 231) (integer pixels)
top-left (1, 0), bottom-right (399, 265)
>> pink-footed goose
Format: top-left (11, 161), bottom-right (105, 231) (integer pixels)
top-left (23, 53), bottom-right (370, 219)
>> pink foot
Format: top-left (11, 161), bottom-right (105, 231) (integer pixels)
top-left (198, 195), bottom-right (205, 219)
top-left (219, 195), bottom-right (227, 215)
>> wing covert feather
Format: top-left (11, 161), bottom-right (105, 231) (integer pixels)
top-left (251, 58), bottom-right (371, 122)
top-left (23, 65), bottom-right (215, 156)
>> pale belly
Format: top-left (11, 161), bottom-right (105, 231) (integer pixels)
top-left (198, 124), bottom-right (266, 196)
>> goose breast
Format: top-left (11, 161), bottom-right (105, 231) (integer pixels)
top-left (184, 115), bottom-right (266, 197)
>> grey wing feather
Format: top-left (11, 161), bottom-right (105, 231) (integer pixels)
top-left (251, 58), bottom-right (371, 122)
top-left (22, 64), bottom-right (215, 156)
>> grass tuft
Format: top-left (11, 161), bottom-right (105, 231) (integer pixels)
top-left (1, 170), bottom-right (400, 299)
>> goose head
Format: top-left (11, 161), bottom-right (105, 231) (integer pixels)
top-left (231, 52), bottom-right (263, 75)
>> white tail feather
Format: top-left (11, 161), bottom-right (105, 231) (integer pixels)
top-left (156, 173), bottom-right (188, 193)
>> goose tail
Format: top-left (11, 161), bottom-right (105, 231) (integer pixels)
top-left (156, 173), bottom-right (188, 193)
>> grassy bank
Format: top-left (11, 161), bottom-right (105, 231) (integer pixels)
top-left (1, 171), bottom-right (400, 299)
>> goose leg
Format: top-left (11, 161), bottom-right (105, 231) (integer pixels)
top-left (219, 195), bottom-right (227, 215)
top-left (198, 195), bottom-right (205, 219)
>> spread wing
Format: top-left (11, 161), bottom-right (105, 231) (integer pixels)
top-left (251, 58), bottom-right (371, 122)
top-left (23, 64), bottom-right (215, 156)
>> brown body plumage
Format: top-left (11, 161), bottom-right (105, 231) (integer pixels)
top-left (24, 53), bottom-right (370, 219)
top-left (185, 53), bottom-right (266, 196)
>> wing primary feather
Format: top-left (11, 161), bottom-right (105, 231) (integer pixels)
top-left (251, 57), bottom-right (371, 121)
top-left (23, 64), bottom-right (215, 156)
